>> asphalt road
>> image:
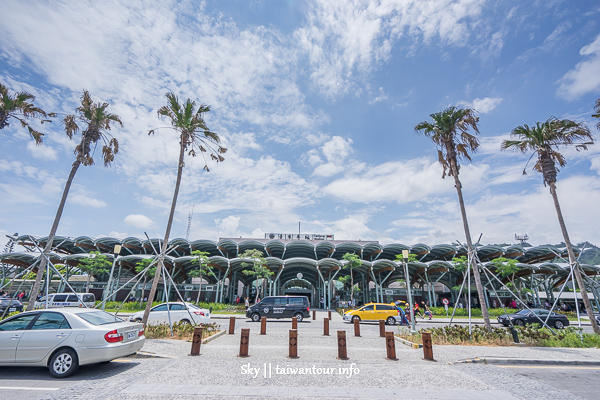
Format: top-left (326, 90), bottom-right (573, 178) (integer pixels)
top-left (496, 364), bottom-right (600, 400)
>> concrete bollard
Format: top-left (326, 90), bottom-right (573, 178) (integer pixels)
top-left (239, 328), bottom-right (250, 357)
top-left (385, 331), bottom-right (397, 360)
top-left (353, 317), bottom-right (361, 337)
top-left (190, 326), bottom-right (203, 356)
top-left (228, 316), bottom-right (235, 334)
top-left (289, 329), bottom-right (298, 359)
top-left (422, 331), bottom-right (434, 361)
top-left (323, 317), bottom-right (329, 336)
top-left (328, 310), bottom-right (332, 320)
top-left (292, 317), bottom-right (298, 330)
top-left (337, 330), bottom-right (348, 360)
top-left (260, 317), bottom-right (267, 335)
top-left (313, 310), bottom-right (316, 320)
top-left (379, 320), bottom-right (385, 337)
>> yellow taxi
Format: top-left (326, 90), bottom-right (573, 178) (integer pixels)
top-left (343, 301), bottom-right (405, 325)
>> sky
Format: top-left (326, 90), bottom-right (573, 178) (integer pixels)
top-left (1, 0), bottom-right (600, 251)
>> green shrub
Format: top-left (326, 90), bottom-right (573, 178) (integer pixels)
top-left (396, 324), bottom-right (600, 348)
top-left (144, 321), bottom-right (221, 340)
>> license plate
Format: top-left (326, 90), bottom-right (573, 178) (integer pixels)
top-left (127, 331), bottom-right (136, 340)
top-left (9, 308), bottom-right (15, 312)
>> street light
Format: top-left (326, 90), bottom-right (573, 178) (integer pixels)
top-left (102, 244), bottom-right (122, 310)
top-left (402, 249), bottom-right (416, 334)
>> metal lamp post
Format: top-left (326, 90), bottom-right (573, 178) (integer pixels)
top-left (102, 244), bottom-right (122, 310)
top-left (402, 249), bottom-right (416, 334)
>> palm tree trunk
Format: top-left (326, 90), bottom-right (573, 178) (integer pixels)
top-left (86, 275), bottom-right (90, 293)
top-left (450, 159), bottom-right (492, 331)
top-left (142, 139), bottom-right (186, 325)
top-left (549, 183), bottom-right (600, 334)
top-left (26, 160), bottom-right (81, 311)
top-left (139, 276), bottom-right (147, 308)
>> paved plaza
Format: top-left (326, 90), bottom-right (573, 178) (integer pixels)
top-left (2, 311), bottom-right (600, 399)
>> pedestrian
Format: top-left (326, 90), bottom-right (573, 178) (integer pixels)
top-left (414, 302), bottom-right (424, 318)
top-left (18, 291), bottom-right (25, 301)
top-left (320, 297), bottom-right (324, 309)
top-left (395, 302), bottom-right (408, 325)
top-left (492, 299), bottom-right (497, 308)
top-left (421, 301), bottom-right (433, 320)
top-left (245, 297), bottom-right (249, 308)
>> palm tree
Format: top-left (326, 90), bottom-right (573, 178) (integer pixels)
top-left (593, 99), bottom-right (600, 130)
top-left (415, 106), bottom-right (492, 331)
top-left (501, 117), bottom-right (599, 334)
top-left (27, 91), bottom-right (121, 311)
top-left (0, 83), bottom-right (55, 143)
top-left (142, 92), bottom-right (226, 325)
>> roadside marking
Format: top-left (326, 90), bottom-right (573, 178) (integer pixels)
top-left (0, 386), bottom-right (60, 391)
top-left (498, 365), bottom-right (600, 370)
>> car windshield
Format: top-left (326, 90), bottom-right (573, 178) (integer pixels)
top-left (76, 311), bottom-right (124, 325)
top-left (515, 310), bottom-right (530, 315)
top-left (187, 303), bottom-right (201, 310)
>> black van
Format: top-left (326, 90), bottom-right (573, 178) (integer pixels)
top-left (246, 295), bottom-right (310, 322)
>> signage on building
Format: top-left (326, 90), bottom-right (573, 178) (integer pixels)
top-left (265, 233), bottom-right (334, 241)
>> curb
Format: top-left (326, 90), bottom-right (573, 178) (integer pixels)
top-left (203, 329), bottom-right (227, 344)
top-left (129, 351), bottom-right (174, 359)
top-left (456, 357), bottom-right (600, 366)
top-left (394, 335), bottom-right (422, 349)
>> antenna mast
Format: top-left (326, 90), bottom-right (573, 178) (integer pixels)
top-left (186, 206), bottom-right (194, 241)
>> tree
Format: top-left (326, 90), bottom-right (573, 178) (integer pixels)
top-left (240, 249), bottom-right (272, 300)
top-left (188, 250), bottom-right (214, 304)
top-left (342, 253), bottom-right (362, 304)
top-left (490, 257), bottom-right (531, 302)
top-left (27, 91), bottom-right (121, 311)
top-left (77, 251), bottom-right (111, 293)
top-left (415, 106), bottom-right (492, 331)
top-left (0, 83), bottom-right (55, 144)
top-left (142, 93), bottom-right (226, 324)
top-left (135, 258), bottom-right (157, 307)
top-left (502, 116), bottom-right (599, 334)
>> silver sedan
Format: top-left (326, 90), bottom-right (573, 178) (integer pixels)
top-left (0, 308), bottom-right (144, 378)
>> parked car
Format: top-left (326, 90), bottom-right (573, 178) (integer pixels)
top-left (343, 302), bottom-right (402, 325)
top-left (0, 297), bottom-right (23, 315)
top-left (246, 295), bottom-right (310, 322)
top-left (497, 308), bottom-right (569, 329)
top-left (129, 302), bottom-right (210, 325)
top-left (34, 293), bottom-right (96, 309)
top-left (0, 308), bottom-right (144, 378)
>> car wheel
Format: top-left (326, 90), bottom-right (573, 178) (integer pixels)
top-left (180, 319), bottom-right (191, 325)
top-left (386, 317), bottom-right (396, 325)
top-left (294, 313), bottom-right (303, 322)
top-left (514, 319), bottom-right (524, 327)
top-left (134, 318), bottom-right (142, 323)
top-left (554, 320), bottom-right (565, 329)
top-left (352, 315), bottom-right (361, 323)
top-left (49, 348), bottom-right (78, 378)
top-left (251, 313), bottom-right (261, 322)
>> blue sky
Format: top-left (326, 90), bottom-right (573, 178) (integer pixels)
top-left (1, 0), bottom-right (600, 250)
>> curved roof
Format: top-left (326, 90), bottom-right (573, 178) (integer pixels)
top-left (2, 235), bottom-right (598, 286)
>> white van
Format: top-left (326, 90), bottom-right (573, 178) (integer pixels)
top-left (34, 292), bottom-right (96, 309)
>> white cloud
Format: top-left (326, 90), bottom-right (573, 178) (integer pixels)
top-left (69, 193), bottom-right (107, 208)
top-left (124, 214), bottom-right (156, 229)
top-left (459, 97), bottom-right (503, 114)
top-left (215, 215), bottom-right (241, 236)
top-left (558, 34), bottom-right (600, 99)
top-left (295, 0), bottom-right (486, 97)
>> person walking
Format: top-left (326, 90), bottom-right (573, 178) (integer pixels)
top-left (413, 302), bottom-right (424, 318)
top-left (320, 297), bottom-right (325, 309)
top-left (244, 297), bottom-right (249, 309)
top-left (421, 301), bottom-right (433, 320)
